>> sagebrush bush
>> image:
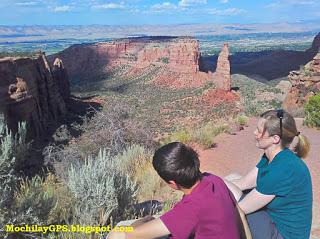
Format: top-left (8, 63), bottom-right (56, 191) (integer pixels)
top-left (67, 149), bottom-right (138, 226)
top-left (44, 103), bottom-right (155, 182)
top-left (77, 103), bottom-right (155, 156)
top-left (304, 94), bottom-right (320, 128)
top-left (0, 117), bottom-right (30, 237)
top-left (13, 174), bottom-right (57, 225)
top-left (114, 144), bottom-right (152, 179)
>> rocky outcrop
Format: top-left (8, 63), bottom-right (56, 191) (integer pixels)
top-left (283, 52), bottom-right (320, 116)
top-left (213, 44), bottom-right (231, 91)
top-left (52, 58), bottom-right (70, 100)
top-left (0, 53), bottom-right (69, 138)
top-left (49, 37), bottom-right (200, 83)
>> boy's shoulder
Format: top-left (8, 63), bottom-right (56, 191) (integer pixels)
top-left (201, 172), bottom-right (224, 184)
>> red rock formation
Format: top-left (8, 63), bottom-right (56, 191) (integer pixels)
top-left (283, 52), bottom-right (320, 116)
top-left (50, 37), bottom-right (200, 83)
top-left (0, 53), bottom-right (69, 138)
top-left (52, 58), bottom-right (70, 101)
top-left (213, 44), bottom-right (231, 91)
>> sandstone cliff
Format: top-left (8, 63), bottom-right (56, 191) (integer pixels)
top-left (50, 37), bottom-right (200, 84)
top-left (0, 53), bottom-right (69, 138)
top-left (283, 52), bottom-right (320, 116)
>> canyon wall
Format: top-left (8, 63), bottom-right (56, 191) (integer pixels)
top-left (0, 53), bottom-right (69, 138)
top-left (50, 37), bottom-right (200, 84)
top-left (51, 36), bottom-right (233, 91)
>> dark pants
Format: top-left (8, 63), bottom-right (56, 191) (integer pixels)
top-left (240, 193), bottom-right (284, 239)
top-left (247, 209), bottom-right (284, 239)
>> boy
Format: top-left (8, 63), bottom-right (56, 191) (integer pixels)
top-left (109, 142), bottom-right (240, 239)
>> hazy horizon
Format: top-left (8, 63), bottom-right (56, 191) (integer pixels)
top-left (1, 0), bottom-right (320, 25)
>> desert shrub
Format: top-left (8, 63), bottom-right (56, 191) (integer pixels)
top-left (304, 94), bottom-right (320, 128)
top-left (300, 65), bottom-right (313, 77)
top-left (192, 122), bottom-right (230, 149)
top-left (0, 117), bottom-right (30, 237)
top-left (159, 57), bottom-right (169, 64)
top-left (67, 149), bottom-right (138, 226)
top-left (72, 103), bottom-right (154, 156)
top-left (12, 174), bottom-right (57, 225)
top-left (43, 144), bottom-right (82, 182)
top-left (161, 122), bottom-right (229, 149)
top-left (44, 103), bottom-right (155, 181)
top-left (114, 144), bottom-right (152, 179)
top-left (135, 163), bottom-right (162, 201)
top-left (235, 114), bottom-right (249, 127)
top-left (160, 129), bottom-right (192, 146)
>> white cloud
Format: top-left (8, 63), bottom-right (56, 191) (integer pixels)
top-left (219, 0), bottom-right (229, 3)
top-left (151, 2), bottom-right (177, 12)
top-left (92, 2), bottom-right (125, 9)
top-left (15, 1), bottom-right (39, 6)
top-left (53, 5), bottom-right (73, 12)
top-left (178, 0), bottom-right (207, 7)
top-left (208, 8), bottom-right (245, 16)
top-left (265, 0), bottom-right (317, 9)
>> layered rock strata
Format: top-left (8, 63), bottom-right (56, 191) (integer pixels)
top-left (0, 53), bottom-right (69, 138)
top-left (283, 52), bottom-right (320, 116)
top-left (50, 37), bottom-right (200, 83)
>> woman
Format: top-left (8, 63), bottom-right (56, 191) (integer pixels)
top-left (225, 109), bottom-right (312, 239)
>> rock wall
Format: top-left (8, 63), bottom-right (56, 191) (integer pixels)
top-left (50, 37), bottom-right (200, 83)
top-left (213, 44), bottom-right (231, 91)
top-left (283, 52), bottom-right (320, 116)
top-left (0, 53), bottom-right (69, 138)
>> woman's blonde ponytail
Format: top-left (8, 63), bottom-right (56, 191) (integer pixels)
top-left (295, 134), bottom-right (310, 158)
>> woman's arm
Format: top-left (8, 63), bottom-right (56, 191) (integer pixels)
top-left (224, 167), bottom-right (259, 201)
top-left (238, 189), bottom-right (275, 214)
top-left (232, 167), bottom-right (258, 191)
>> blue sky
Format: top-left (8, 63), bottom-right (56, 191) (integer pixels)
top-left (1, 0), bottom-right (320, 25)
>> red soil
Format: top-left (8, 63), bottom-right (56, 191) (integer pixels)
top-left (202, 89), bottom-right (240, 107)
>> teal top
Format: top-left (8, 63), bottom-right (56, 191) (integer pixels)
top-left (256, 148), bottom-right (313, 239)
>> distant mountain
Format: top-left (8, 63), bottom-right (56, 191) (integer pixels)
top-left (1, 22), bottom-right (320, 43)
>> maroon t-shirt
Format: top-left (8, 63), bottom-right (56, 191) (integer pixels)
top-left (160, 173), bottom-right (240, 239)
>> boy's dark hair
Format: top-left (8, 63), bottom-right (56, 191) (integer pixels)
top-left (152, 142), bottom-right (202, 189)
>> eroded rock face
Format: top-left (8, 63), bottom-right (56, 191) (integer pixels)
top-left (50, 37), bottom-right (200, 83)
top-left (213, 44), bottom-right (231, 91)
top-left (283, 53), bottom-right (320, 116)
top-left (0, 54), bottom-right (69, 138)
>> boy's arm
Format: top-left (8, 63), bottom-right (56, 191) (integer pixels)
top-left (108, 218), bottom-right (170, 239)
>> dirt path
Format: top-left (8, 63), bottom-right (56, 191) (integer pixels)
top-left (198, 118), bottom-right (320, 238)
